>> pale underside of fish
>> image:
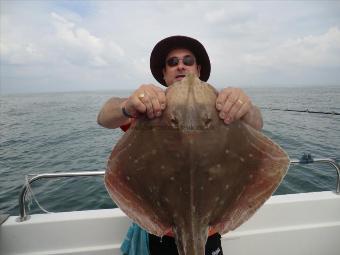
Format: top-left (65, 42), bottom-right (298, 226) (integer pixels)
top-left (105, 74), bottom-right (290, 255)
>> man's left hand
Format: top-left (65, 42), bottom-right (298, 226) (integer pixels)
top-left (216, 87), bottom-right (252, 124)
top-left (215, 87), bottom-right (263, 130)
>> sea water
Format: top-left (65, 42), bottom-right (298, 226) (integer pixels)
top-left (0, 87), bottom-right (339, 215)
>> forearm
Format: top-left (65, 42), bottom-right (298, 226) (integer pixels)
top-left (97, 97), bottom-right (130, 129)
top-left (241, 105), bottom-right (263, 130)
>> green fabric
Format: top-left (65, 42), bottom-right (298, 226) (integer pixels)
top-left (120, 223), bottom-right (150, 255)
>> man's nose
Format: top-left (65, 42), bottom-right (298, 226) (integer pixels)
top-left (177, 60), bottom-right (186, 70)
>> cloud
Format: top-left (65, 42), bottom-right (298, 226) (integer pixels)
top-left (203, 2), bottom-right (253, 25)
top-left (0, 8), bottom-right (125, 67)
top-left (204, 9), bottom-right (226, 24)
top-left (0, 41), bottom-right (44, 65)
top-left (243, 26), bottom-right (340, 68)
top-left (1, 1), bottom-right (340, 93)
top-left (0, 13), bottom-right (45, 65)
top-left (50, 12), bottom-right (125, 67)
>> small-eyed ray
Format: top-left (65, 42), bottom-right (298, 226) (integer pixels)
top-left (105, 74), bottom-right (290, 255)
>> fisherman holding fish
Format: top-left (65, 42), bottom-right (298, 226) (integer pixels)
top-left (98, 36), bottom-right (264, 255)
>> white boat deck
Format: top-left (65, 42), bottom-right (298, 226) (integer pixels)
top-left (1, 191), bottom-right (340, 255)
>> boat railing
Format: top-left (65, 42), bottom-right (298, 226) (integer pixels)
top-left (17, 171), bottom-right (105, 222)
top-left (290, 154), bottom-right (339, 194)
top-left (17, 155), bottom-right (339, 222)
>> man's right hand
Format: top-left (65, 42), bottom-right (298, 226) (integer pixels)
top-left (123, 84), bottom-right (166, 119)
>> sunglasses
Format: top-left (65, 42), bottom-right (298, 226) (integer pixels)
top-left (166, 55), bottom-right (196, 67)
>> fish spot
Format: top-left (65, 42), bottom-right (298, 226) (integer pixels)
top-left (170, 176), bottom-right (175, 181)
top-left (219, 200), bottom-right (224, 205)
top-left (161, 165), bottom-right (165, 169)
top-left (215, 197), bottom-right (220, 202)
top-left (225, 184), bottom-right (229, 190)
top-left (248, 153), bottom-right (253, 158)
top-left (209, 177), bottom-right (213, 181)
top-left (134, 159), bottom-right (138, 163)
top-left (249, 174), bottom-right (253, 179)
top-left (208, 165), bottom-right (223, 175)
top-left (126, 176), bottom-right (131, 181)
top-left (152, 149), bottom-right (157, 155)
top-left (239, 157), bottom-right (245, 162)
top-left (225, 149), bottom-right (230, 154)
top-left (128, 143), bottom-right (132, 147)
top-left (200, 186), bottom-right (204, 190)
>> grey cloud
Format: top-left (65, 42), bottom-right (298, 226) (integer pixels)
top-left (242, 27), bottom-right (340, 68)
top-left (1, 1), bottom-right (340, 94)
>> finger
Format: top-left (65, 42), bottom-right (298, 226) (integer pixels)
top-left (226, 99), bottom-right (245, 122)
top-left (150, 85), bottom-right (166, 112)
top-left (139, 92), bottom-right (155, 119)
top-left (147, 89), bottom-right (162, 117)
top-left (128, 95), bottom-right (144, 115)
top-left (123, 95), bottom-right (144, 116)
top-left (216, 88), bottom-right (232, 110)
top-left (219, 91), bottom-right (240, 120)
top-left (234, 101), bottom-right (251, 121)
top-left (142, 84), bottom-right (166, 110)
top-left (154, 88), bottom-right (166, 110)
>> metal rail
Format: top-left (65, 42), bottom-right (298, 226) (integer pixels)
top-left (17, 171), bottom-right (105, 222)
top-left (17, 157), bottom-right (340, 222)
top-left (290, 155), bottom-right (340, 194)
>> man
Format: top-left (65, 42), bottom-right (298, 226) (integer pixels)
top-left (98, 35), bottom-right (263, 255)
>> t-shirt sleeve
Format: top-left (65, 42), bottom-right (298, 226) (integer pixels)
top-left (120, 122), bottom-right (131, 132)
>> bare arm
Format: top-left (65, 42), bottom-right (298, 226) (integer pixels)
top-left (97, 84), bottom-right (166, 129)
top-left (97, 97), bottom-right (131, 129)
top-left (241, 105), bottom-right (263, 130)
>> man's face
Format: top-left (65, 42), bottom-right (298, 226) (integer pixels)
top-left (162, 48), bottom-right (201, 86)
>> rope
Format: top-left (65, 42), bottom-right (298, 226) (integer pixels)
top-left (25, 175), bottom-right (53, 214)
top-left (261, 107), bottom-right (340, 115)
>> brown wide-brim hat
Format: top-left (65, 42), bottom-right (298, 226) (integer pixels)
top-left (150, 35), bottom-right (211, 86)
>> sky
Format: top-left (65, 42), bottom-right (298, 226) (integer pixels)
top-left (1, 0), bottom-right (340, 94)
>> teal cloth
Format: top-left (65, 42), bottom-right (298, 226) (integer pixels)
top-left (120, 223), bottom-right (150, 255)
